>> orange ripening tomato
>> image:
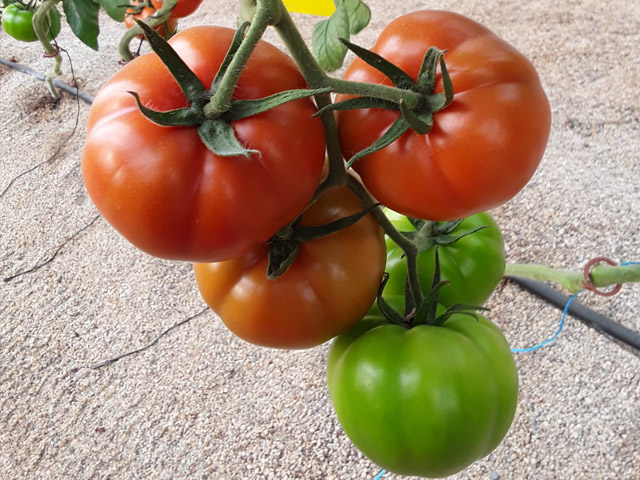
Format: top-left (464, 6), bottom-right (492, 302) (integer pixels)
top-left (82, 26), bottom-right (326, 262)
top-left (193, 186), bottom-right (386, 349)
top-left (337, 10), bottom-right (551, 221)
top-left (124, 6), bottom-right (178, 39)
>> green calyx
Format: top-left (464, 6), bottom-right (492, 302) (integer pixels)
top-left (129, 20), bottom-right (328, 158)
top-left (401, 217), bottom-right (490, 254)
top-left (376, 247), bottom-right (488, 328)
top-left (267, 206), bottom-right (377, 280)
top-left (322, 39), bottom-right (454, 166)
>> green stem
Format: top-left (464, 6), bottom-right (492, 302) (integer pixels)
top-left (326, 77), bottom-right (422, 108)
top-left (118, 0), bottom-right (178, 63)
top-left (505, 263), bottom-right (640, 293)
top-left (346, 176), bottom-right (424, 308)
top-left (33, 0), bottom-right (62, 99)
top-left (203, 0), bottom-right (280, 117)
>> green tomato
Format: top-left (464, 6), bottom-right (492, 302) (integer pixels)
top-left (384, 210), bottom-right (505, 308)
top-left (327, 311), bottom-right (519, 478)
top-left (2, 3), bottom-right (61, 42)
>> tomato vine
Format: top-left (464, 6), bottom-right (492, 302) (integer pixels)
top-left (11, 0), bottom-right (640, 477)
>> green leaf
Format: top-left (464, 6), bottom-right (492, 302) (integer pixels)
top-left (135, 19), bottom-right (209, 108)
top-left (225, 88), bottom-right (332, 122)
top-left (311, 2), bottom-right (349, 72)
top-left (338, 0), bottom-right (371, 35)
top-left (98, 0), bottom-right (126, 22)
top-left (198, 119), bottom-right (260, 158)
top-left (63, 0), bottom-right (100, 50)
top-left (346, 115), bottom-right (409, 167)
top-left (340, 38), bottom-right (415, 89)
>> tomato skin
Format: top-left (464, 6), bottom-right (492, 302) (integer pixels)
top-left (327, 312), bottom-right (519, 478)
top-left (193, 186), bottom-right (386, 349)
top-left (124, 6), bottom-right (178, 39)
top-left (337, 10), bottom-right (551, 221)
top-left (384, 211), bottom-right (505, 308)
top-left (149, 0), bottom-right (204, 18)
top-left (82, 26), bottom-right (326, 262)
top-left (2, 3), bottom-right (61, 42)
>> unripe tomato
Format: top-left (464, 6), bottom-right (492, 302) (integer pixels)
top-left (328, 310), bottom-right (519, 477)
top-left (384, 210), bottom-right (505, 308)
top-left (2, 3), bottom-right (61, 43)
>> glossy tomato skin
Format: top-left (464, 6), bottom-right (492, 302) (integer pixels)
top-left (384, 211), bottom-right (505, 308)
top-left (327, 312), bottom-right (519, 478)
top-left (124, 6), bottom-right (178, 39)
top-left (82, 26), bottom-right (326, 262)
top-left (337, 10), bottom-right (551, 221)
top-left (2, 3), bottom-right (61, 42)
top-left (150, 0), bottom-right (204, 18)
top-left (193, 186), bottom-right (386, 349)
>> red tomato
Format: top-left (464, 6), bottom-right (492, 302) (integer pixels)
top-left (82, 26), bottom-right (326, 261)
top-left (150, 0), bottom-right (204, 18)
top-left (193, 186), bottom-right (386, 349)
top-left (124, 6), bottom-right (178, 39)
top-left (337, 10), bottom-right (551, 221)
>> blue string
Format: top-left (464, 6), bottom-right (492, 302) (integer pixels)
top-left (512, 260), bottom-right (639, 353)
top-left (511, 290), bottom-right (582, 353)
top-left (374, 470), bottom-right (387, 480)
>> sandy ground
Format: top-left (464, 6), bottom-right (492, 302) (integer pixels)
top-left (1, 0), bottom-right (639, 479)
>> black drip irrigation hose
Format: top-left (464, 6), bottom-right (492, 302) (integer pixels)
top-left (507, 276), bottom-right (640, 353)
top-left (0, 57), bottom-right (95, 104)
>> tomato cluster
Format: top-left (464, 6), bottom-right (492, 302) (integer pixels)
top-left (81, 8), bottom-right (550, 478)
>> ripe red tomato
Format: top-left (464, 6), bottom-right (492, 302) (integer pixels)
top-left (124, 6), bottom-right (178, 39)
top-left (193, 186), bottom-right (386, 349)
top-left (82, 26), bottom-right (326, 262)
top-left (336, 10), bottom-right (551, 221)
top-left (149, 0), bottom-right (204, 18)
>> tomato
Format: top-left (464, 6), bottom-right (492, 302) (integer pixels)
top-left (336, 10), bottom-right (551, 221)
top-left (327, 310), bottom-right (519, 478)
top-left (1, 3), bottom-right (61, 42)
top-left (384, 210), bottom-right (505, 308)
top-left (149, 0), bottom-right (204, 18)
top-left (193, 186), bottom-right (386, 349)
top-left (82, 26), bottom-right (326, 262)
top-left (124, 5), bottom-right (178, 39)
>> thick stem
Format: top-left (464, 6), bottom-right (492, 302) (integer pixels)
top-left (271, 4), bottom-right (349, 187)
top-left (33, 0), bottom-right (62, 99)
top-left (118, 0), bottom-right (178, 63)
top-left (505, 263), bottom-right (640, 293)
top-left (203, 0), bottom-right (280, 117)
